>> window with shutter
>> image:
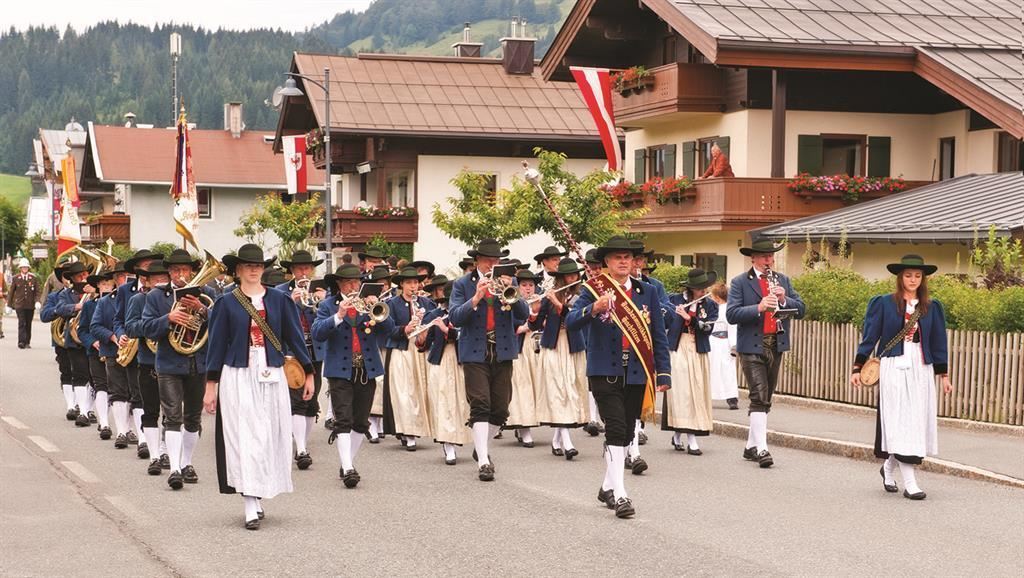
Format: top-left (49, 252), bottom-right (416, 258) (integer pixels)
top-left (664, 144), bottom-right (677, 178)
top-left (797, 134), bottom-right (823, 175)
top-left (867, 136), bottom-right (891, 177)
top-left (679, 255), bottom-right (694, 267)
top-left (634, 149), bottom-right (646, 183)
top-left (681, 141), bottom-right (696, 179)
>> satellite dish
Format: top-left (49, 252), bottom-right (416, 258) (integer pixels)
top-left (271, 87), bottom-right (284, 108)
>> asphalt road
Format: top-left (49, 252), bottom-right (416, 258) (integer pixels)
top-left (2, 319), bottom-right (1022, 577)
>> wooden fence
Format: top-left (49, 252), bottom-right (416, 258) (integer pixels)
top-left (738, 320), bottom-right (1024, 426)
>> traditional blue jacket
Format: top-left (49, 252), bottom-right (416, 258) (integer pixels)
top-left (422, 306), bottom-right (457, 365)
top-left (205, 288), bottom-right (313, 382)
top-left (90, 292), bottom-right (119, 358)
top-left (449, 271), bottom-right (530, 363)
top-left (666, 292), bottom-right (718, 354)
top-left (640, 274), bottom-right (672, 311)
top-left (114, 278), bottom-right (141, 339)
top-left (532, 296), bottom-right (587, 353)
top-left (384, 294), bottom-right (437, 350)
top-left (726, 268), bottom-right (806, 354)
top-left (855, 295), bottom-right (949, 374)
top-left (142, 284), bottom-right (216, 375)
top-left (275, 280), bottom-right (326, 362)
top-left (79, 298), bottom-right (99, 357)
top-left (126, 291), bottom-right (155, 366)
top-left (311, 295), bottom-right (394, 381)
top-left (40, 288), bottom-right (66, 347)
top-left (565, 278), bottom-right (672, 387)
top-left (56, 288), bottom-right (85, 350)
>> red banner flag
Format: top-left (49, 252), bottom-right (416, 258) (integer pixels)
top-left (569, 67), bottom-right (621, 172)
top-left (56, 156), bottom-right (82, 258)
top-left (283, 135), bottom-right (308, 196)
top-left (170, 111), bottom-right (199, 250)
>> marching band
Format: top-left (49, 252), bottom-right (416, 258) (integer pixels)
top-left (35, 226), bottom-right (959, 529)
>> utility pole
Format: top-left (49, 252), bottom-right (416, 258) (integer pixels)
top-left (170, 32), bottom-right (182, 124)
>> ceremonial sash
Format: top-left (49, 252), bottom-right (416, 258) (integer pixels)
top-left (584, 273), bottom-right (657, 419)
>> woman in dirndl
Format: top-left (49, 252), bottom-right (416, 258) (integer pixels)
top-left (505, 270), bottom-right (542, 448)
top-left (853, 255), bottom-right (951, 500)
top-left (364, 265), bottom-right (393, 443)
top-left (707, 282), bottom-right (740, 410)
top-left (532, 258), bottom-right (586, 460)
top-left (203, 244), bottom-right (314, 530)
top-left (418, 277), bottom-right (471, 464)
top-left (662, 268), bottom-right (717, 455)
top-left (382, 266), bottom-right (436, 451)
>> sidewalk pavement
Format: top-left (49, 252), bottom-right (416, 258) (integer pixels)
top-left (683, 393), bottom-right (1023, 486)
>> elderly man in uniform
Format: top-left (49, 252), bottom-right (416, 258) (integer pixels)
top-left (10, 258), bottom-right (41, 348)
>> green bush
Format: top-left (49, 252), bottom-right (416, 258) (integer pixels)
top-left (792, 269), bottom-right (880, 325)
top-left (648, 263), bottom-right (690, 293)
top-left (988, 286), bottom-right (1024, 334)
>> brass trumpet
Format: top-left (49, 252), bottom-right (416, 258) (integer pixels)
top-left (481, 271), bottom-right (519, 307)
top-left (339, 292), bottom-right (390, 323)
top-left (295, 277), bottom-right (324, 309)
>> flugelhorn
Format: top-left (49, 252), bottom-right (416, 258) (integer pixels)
top-left (295, 277), bottom-right (323, 310)
top-left (481, 271), bottom-right (519, 307)
top-left (339, 292), bottom-right (390, 323)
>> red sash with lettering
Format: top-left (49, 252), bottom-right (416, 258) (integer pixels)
top-left (583, 273), bottom-right (657, 420)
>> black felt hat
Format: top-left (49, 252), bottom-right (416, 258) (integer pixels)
top-left (357, 247), bottom-right (386, 261)
top-left (391, 266), bottom-right (428, 282)
top-left (533, 245), bottom-right (567, 263)
top-left (60, 261), bottom-right (89, 280)
top-left (739, 239), bottom-right (785, 257)
top-left (515, 269), bottom-right (542, 283)
top-left (279, 249), bottom-right (324, 270)
top-left (86, 271), bottom-right (113, 287)
top-left (324, 264), bottom-right (363, 286)
top-left (584, 248), bottom-right (600, 265)
top-left (368, 265), bottom-right (393, 282)
top-left (222, 244), bottom-right (276, 272)
top-left (409, 260), bottom-right (436, 278)
top-left (458, 256), bottom-right (474, 271)
top-left (124, 249), bottom-right (165, 274)
top-left (137, 261), bottom-right (170, 277)
top-left (595, 236), bottom-right (642, 262)
top-left (551, 257), bottom-right (584, 277)
top-left (886, 254), bottom-right (938, 276)
top-left (467, 238), bottom-right (510, 259)
top-left (682, 268), bottom-right (718, 290)
top-left (261, 266), bottom-right (288, 287)
top-left (163, 249), bottom-right (201, 270)
top-left (423, 274), bottom-right (450, 291)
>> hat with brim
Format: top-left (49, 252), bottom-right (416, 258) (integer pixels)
top-left (324, 264), bottom-right (363, 287)
top-left (137, 262), bottom-right (170, 277)
top-left (357, 247), bottom-right (386, 261)
top-left (261, 267), bottom-right (288, 287)
top-left (368, 265), bottom-right (393, 282)
top-left (435, 282), bottom-right (453, 303)
top-left (223, 244), bottom-right (276, 273)
top-left (125, 249), bottom-right (165, 274)
top-left (595, 236), bottom-right (642, 263)
top-left (61, 261), bottom-right (89, 280)
top-left (515, 269), bottom-right (541, 284)
top-left (886, 254), bottom-right (938, 276)
top-left (467, 238), bottom-right (510, 259)
top-left (584, 248), bottom-right (600, 265)
top-left (739, 239), bottom-right (785, 257)
top-left (643, 263), bottom-right (657, 274)
top-left (279, 250), bottom-right (324, 270)
top-left (682, 268), bottom-right (717, 290)
top-left (551, 257), bottom-right (584, 277)
top-left (409, 260), bottom-right (436, 278)
top-left (86, 272), bottom-right (113, 287)
top-left (458, 257), bottom-right (474, 270)
top-left (109, 261), bottom-right (129, 275)
top-left (17, 257), bottom-right (30, 268)
top-left (163, 249), bottom-right (201, 270)
top-left (423, 274), bottom-right (450, 291)
top-left (533, 245), bottom-right (567, 263)
top-left (392, 266), bottom-right (428, 283)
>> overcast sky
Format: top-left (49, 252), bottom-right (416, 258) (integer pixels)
top-left (3, 0), bottom-right (374, 33)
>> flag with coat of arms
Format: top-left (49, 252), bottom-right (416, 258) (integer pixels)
top-left (170, 109), bottom-right (200, 250)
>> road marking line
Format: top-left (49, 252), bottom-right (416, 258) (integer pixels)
top-left (28, 435), bottom-right (59, 452)
top-left (105, 495), bottom-right (153, 525)
top-left (1, 416), bottom-right (29, 429)
top-left (62, 460), bottom-right (100, 483)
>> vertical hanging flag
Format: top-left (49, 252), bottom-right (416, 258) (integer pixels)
top-left (170, 110), bottom-right (200, 250)
top-left (283, 135), bottom-right (308, 196)
top-left (56, 155), bottom-right (82, 258)
top-left (570, 67), bottom-right (622, 172)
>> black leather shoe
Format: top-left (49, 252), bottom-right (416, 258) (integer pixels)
top-left (114, 434), bottom-right (128, 449)
top-left (756, 450), bottom-right (774, 468)
top-left (672, 440), bottom-right (685, 451)
top-left (637, 430), bottom-right (648, 446)
top-left (597, 488), bottom-right (615, 509)
top-left (181, 465), bottom-right (198, 484)
top-left (88, 411), bottom-right (97, 424)
top-left (520, 441), bottom-right (535, 449)
top-left (471, 450), bottom-right (494, 468)
top-left (368, 436), bottom-right (380, 444)
top-left (296, 452), bottom-right (313, 470)
top-left (445, 457), bottom-right (457, 466)
top-left (126, 431), bottom-right (138, 445)
top-left (405, 441), bottom-right (417, 452)
top-left (903, 489), bottom-right (927, 500)
top-left (75, 413), bottom-right (90, 427)
top-left (66, 407), bottom-right (79, 421)
top-left (727, 398), bottom-right (739, 410)
top-left (550, 445), bottom-right (564, 457)
top-left (159, 454), bottom-right (170, 470)
top-left (147, 459), bottom-right (162, 476)
top-left (99, 426), bottom-right (112, 440)
top-left (614, 497), bottom-right (635, 519)
top-left (137, 442), bottom-right (150, 460)
top-left (245, 518), bottom-right (260, 531)
top-left (624, 456), bottom-right (633, 470)
top-left (742, 446), bottom-right (758, 461)
top-left (493, 431), bottom-right (503, 439)
top-left (687, 446), bottom-right (703, 456)
top-left (630, 456), bottom-right (649, 475)
top-left (342, 469), bottom-right (360, 488)
top-left (478, 463), bottom-right (495, 482)
top-left (324, 418), bottom-right (335, 431)
top-left (880, 466), bottom-right (898, 493)
top-left (582, 422), bottom-right (599, 437)
top-left (564, 448), bottom-right (579, 461)
top-left (167, 470), bottom-right (184, 490)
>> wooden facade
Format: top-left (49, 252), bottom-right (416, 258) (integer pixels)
top-left (612, 63), bottom-right (726, 125)
top-left (310, 210), bottom-right (417, 245)
top-left (81, 213), bottom-right (130, 245)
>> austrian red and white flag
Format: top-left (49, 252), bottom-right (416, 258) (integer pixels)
top-left (570, 67), bottom-right (622, 172)
top-left (283, 135), bottom-right (308, 196)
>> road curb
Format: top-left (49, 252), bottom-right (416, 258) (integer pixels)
top-left (710, 419), bottom-right (1024, 490)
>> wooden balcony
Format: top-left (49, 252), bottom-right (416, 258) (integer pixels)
top-left (81, 213), bottom-right (130, 245)
top-left (612, 63), bottom-right (726, 126)
top-left (626, 178), bottom-right (930, 232)
top-left (311, 209), bottom-right (418, 245)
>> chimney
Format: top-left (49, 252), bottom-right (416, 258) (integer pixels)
top-left (501, 17), bottom-right (536, 75)
top-left (223, 102), bottom-right (244, 138)
top-left (451, 22), bottom-right (483, 58)
top-left (123, 112), bottom-right (137, 128)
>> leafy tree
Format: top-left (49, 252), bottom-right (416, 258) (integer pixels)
top-left (0, 196), bottom-right (27, 259)
top-left (233, 192), bottom-right (324, 259)
top-left (365, 233), bottom-right (413, 262)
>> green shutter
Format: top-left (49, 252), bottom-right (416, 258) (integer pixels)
top-left (681, 141), bottom-right (696, 179)
top-left (797, 134), bottom-right (823, 175)
top-left (634, 149), bottom-right (646, 183)
top-left (711, 255), bottom-right (727, 279)
top-left (868, 136), bottom-right (891, 177)
top-left (716, 136), bottom-right (730, 161)
top-left (664, 144), bottom-right (677, 178)
top-left (680, 255), bottom-right (694, 267)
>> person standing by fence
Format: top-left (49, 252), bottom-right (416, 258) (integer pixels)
top-left (852, 255), bottom-right (951, 501)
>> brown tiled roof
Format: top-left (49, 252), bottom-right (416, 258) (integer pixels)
top-left (87, 124), bottom-right (323, 187)
top-left (292, 52), bottom-right (601, 139)
top-left (916, 46), bottom-right (1022, 111)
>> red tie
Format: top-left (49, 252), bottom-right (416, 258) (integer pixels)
top-left (485, 297), bottom-right (496, 332)
top-left (758, 276), bottom-right (777, 335)
top-left (347, 309), bottom-right (362, 354)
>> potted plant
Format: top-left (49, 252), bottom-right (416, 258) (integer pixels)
top-left (788, 173), bottom-right (907, 203)
top-left (600, 179), bottom-right (644, 206)
top-left (640, 176), bottom-right (695, 204)
top-left (352, 204), bottom-right (417, 218)
top-left (612, 66), bottom-right (654, 96)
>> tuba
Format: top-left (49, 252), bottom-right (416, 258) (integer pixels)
top-left (167, 250), bottom-right (227, 355)
top-left (116, 337), bottom-right (139, 366)
top-left (68, 248), bottom-right (104, 345)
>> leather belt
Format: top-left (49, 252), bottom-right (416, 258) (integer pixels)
top-left (762, 334), bottom-right (778, 350)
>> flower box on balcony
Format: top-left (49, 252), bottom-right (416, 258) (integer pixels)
top-left (612, 66), bottom-right (654, 96)
top-left (788, 173), bottom-right (907, 203)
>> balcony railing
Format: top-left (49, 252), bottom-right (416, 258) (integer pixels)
top-left (311, 209), bottom-right (418, 245)
top-left (81, 213), bottom-right (130, 245)
top-left (611, 63), bottom-right (726, 126)
top-left (626, 178), bottom-right (931, 232)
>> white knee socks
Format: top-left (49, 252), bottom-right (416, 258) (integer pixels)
top-left (182, 430), bottom-right (199, 467)
top-left (488, 423), bottom-right (500, 439)
top-left (607, 445), bottom-right (628, 500)
top-left (165, 430), bottom-right (183, 472)
top-left (520, 427), bottom-right (533, 444)
top-left (243, 495), bottom-right (259, 522)
top-left (898, 461), bottom-right (922, 494)
top-left (602, 446), bottom-right (614, 491)
top-left (84, 387), bottom-right (95, 414)
top-left (131, 408), bottom-right (144, 437)
top-left (368, 417), bottom-right (380, 439)
top-left (883, 456), bottom-right (898, 485)
top-left (292, 415), bottom-right (308, 454)
top-left (749, 412), bottom-right (768, 452)
top-left (112, 401), bottom-right (130, 436)
top-left (687, 434), bottom-right (699, 450)
top-left (472, 422), bottom-right (490, 467)
top-left (443, 442), bottom-right (456, 461)
top-left (73, 387), bottom-right (89, 417)
top-left (550, 427), bottom-right (562, 450)
top-left (94, 391), bottom-right (109, 428)
top-left (560, 428), bottom-right (575, 451)
top-left (305, 416), bottom-right (315, 444)
top-left (628, 420), bottom-right (641, 458)
top-left (143, 427), bottom-right (160, 457)
top-left (336, 433), bottom-right (353, 470)
top-left (350, 432), bottom-right (364, 461)
top-left (158, 424), bottom-right (167, 456)
top-left (62, 384), bottom-right (75, 410)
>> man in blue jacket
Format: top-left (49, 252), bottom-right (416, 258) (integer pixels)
top-left (566, 236), bottom-right (672, 519)
top-left (312, 264), bottom-right (394, 488)
top-left (142, 250), bottom-right (214, 490)
top-left (449, 238), bottom-right (529, 482)
top-left (726, 239), bottom-right (806, 469)
top-left (40, 260), bottom-right (75, 420)
top-left (81, 271), bottom-right (114, 439)
top-left (54, 261), bottom-right (93, 428)
top-left (117, 249), bottom-right (163, 447)
top-left (130, 262), bottom-right (171, 473)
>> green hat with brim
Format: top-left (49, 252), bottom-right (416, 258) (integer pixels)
top-left (125, 249), bottom-right (165, 274)
top-left (222, 244), bottom-right (276, 273)
top-left (357, 247), bottom-right (386, 261)
top-left (551, 257), bottom-right (584, 277)
top-left (533, 245), bottom-right (567, 263)
top-left (324, 264), bottom-right (363, 286)
top-left (423, 274), bottom-right (451, 291)
top-left (137, 262), bottom-right (170, 277)
top-left (391, 266), bottom-right (428, 283)
top-left (261, 267), bottom-right (288, 287)
top-left (368, 265), bottom-right (393, 282)
top-left (595, 236), bottom-right (642, 263)
top-left (739, 239), bottom-right (785, 257)
top-left (682, 268), bottom-right (717, 290)
top-left (886, 254), bottom-right (938, 276)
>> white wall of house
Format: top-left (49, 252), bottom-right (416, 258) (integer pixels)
top-left (415, 155), bottom-right (605, 275)
top-left (778, 240), bottom-right (972, 282)
top-left (965, 129), bottom-right (1001, 175)
top-left (645, 230), bottom-right (756, 281)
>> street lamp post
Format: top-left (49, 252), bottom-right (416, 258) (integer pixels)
top-left (279, 68), bottom-right (333, 272)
